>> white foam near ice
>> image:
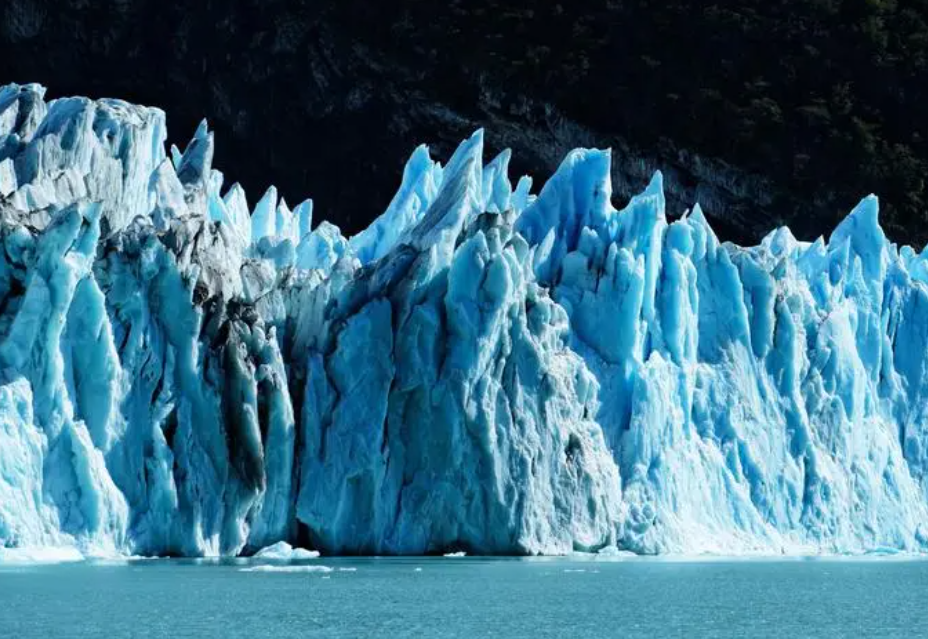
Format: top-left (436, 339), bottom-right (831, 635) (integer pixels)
top-left (240, 565), bottom-right (334, 573)
top-left (0, 546), bottom-right (85, 565)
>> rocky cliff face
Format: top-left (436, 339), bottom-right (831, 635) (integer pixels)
top-left (4, 0), bottom-right (889, 246)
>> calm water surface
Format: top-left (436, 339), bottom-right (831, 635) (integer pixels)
top-left (1, 556), bottom-right (926, 637)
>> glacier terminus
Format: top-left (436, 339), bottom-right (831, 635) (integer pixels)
top-left (2, 82), bottom-right (928, 559)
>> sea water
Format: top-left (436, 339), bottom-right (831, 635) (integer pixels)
top-left (1, 557), bottom-right (926, 637)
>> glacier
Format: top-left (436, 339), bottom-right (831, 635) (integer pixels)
top-left (2, 82), bottom-right (928, 559)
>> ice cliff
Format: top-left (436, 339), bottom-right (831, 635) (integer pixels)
top-left (2, 82), bottom-right (928, 558)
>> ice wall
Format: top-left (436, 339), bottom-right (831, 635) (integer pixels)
top-left (2, 82), bottom-right (928, 558)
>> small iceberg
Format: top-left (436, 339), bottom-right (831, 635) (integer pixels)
top-left (252, 542), bottom-right (320, 561)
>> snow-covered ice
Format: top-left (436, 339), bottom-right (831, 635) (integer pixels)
top-left (2, 82), bottom-right (928, 559)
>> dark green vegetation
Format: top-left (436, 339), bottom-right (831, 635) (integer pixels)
top-left (581, 0), bottom-right (928, 243)
top-left (2, 0), bottom-right (926, 245)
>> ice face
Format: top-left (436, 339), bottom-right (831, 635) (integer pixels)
top-left (1, 83), bottom-right (928, 558)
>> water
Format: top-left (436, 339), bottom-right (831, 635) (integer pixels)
top-left (1, 556), bottom-right (926, 637)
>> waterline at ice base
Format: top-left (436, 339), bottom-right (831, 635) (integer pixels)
top-left (3, 82), bottom-right (928, 561)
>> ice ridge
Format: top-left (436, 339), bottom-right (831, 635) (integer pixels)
top-left (1, 83), bottom-right (928, 558)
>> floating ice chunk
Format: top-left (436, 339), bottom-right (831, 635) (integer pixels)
top-left (240, 565), bottom-right (333, 573)
top-left (252, 542), bottom-right (320, 561)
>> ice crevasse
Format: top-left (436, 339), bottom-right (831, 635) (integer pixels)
top-left (2, 82), bottom-right (928, 559)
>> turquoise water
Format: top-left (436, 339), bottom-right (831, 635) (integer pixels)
top-left (1, 557), bottom-right (926, 637)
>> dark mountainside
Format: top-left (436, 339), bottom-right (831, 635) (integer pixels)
top-left (2, 0), bottom-right (926, 245)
